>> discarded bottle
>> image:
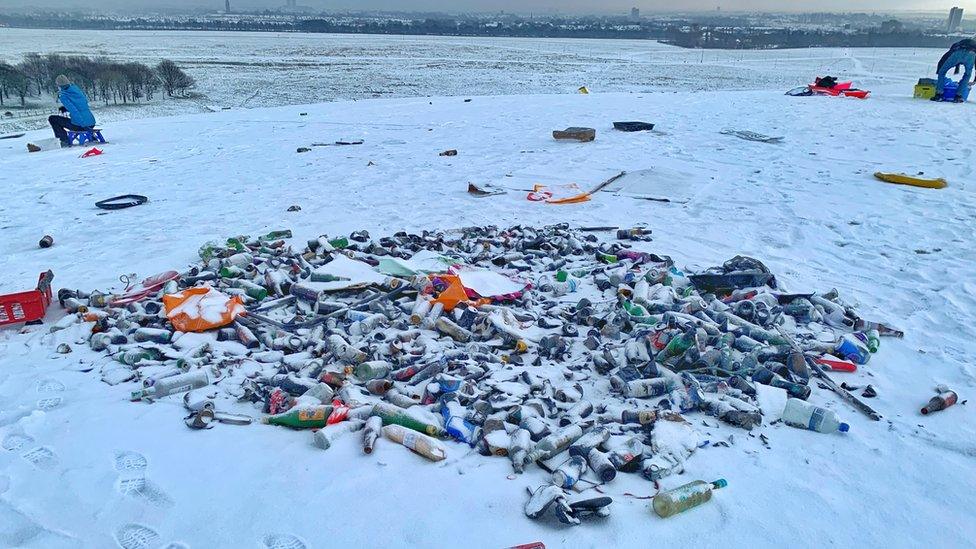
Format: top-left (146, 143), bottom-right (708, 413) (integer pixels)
top-left (552, 455), bottom-right (587, 488)
top-left (626, 378), bottom-right (677, 398)
top-left (568, 427), bottom-right (610, 457)
top-left (262, 405), bottom-right (333, 429)
top-left (528, 424), bottom-right (583, 462)
top-left (131, 369), bottom-right (209, 401)
top-left (586, 448), bottom-right (617, 482)
top-left (382, 424), bottom-right (447, 461)
top-left (652, 479), bottom-right (727, 518)
top-left (921, 389), bottom-right (958, 415)
top-left (353, 360), bottom-right (391, 381)
top-left (116, 347), bottom-right (163, 366)
top-left (259, 230), bottom-right (292, 241)
top-left (365, 379), bottom-right (393, 396)
top-left (834, 335), bottom-right (870, 365)
top-left (751, 367), bottom-right (811, 400)
top-left (39, 235), bottom-right (54, 248)
top-left (510, 428), bottom-right (533, 473)
top-left (363, 415), bottom-right (383, 454)
top-left (329, 334), bottom-right (367, 363)
top-left (607, 437), bottom-right (644, 471)
top-left (782, 398), bottom-right (849, 434)
top-left (371, 403), bottom-right (445, 437)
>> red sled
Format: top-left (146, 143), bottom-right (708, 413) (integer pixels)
top-left (809, 81), bottom-right (870, 99)
top-left (0, 271), bottom-right (54, 327)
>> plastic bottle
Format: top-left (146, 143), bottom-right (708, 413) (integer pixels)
top-left (921, 390), bottom-right (958, 415)
top-left (782, 398), bottom-right (849, 434)
top-left (371, 403), bottom-right (445, 437)
top-left (262, 405), bottom-right (332, 429)
top-left (382, 424), bottom-right (446, 461)
top-left (751, 367), bottom-right (811, 400)
top-left (834, 335), bottom-right (870, 365)
top-left (652, 479), bottom-right (727, 518)
top-left (131, 369), bottom-right (210, 401)
top-left (527, 424), bottom-right (583, 462)
top-left (551, 456), bottom-right (587, 488)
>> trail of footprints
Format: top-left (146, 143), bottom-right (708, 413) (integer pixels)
top-left (4, 378), bottom-right (305, 547)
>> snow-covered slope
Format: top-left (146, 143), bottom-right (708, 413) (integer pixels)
top-left (1, 87), bottom-right (974, 548)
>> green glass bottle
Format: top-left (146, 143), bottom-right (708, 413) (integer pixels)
top-left (259, 230), bottom-right (292, 241)
top-left (117, 347), bottom-right (162, 366)
top-left (219, 265), bottom-right (245, 279)
top-left (371, 403), bottom-right (445, 437)
top-left (328, 237), bottom-right (349, 250)
top-left (261, 405), bottom-right (333, 429)
top-left (233, 279), bottom-right (268, 300)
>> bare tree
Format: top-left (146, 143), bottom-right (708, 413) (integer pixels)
top-left (156, 59), bottom-right (195, 97)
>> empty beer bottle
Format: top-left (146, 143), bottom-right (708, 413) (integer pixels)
top-left (261, 405), bottom-right (332, 429)
top-left (510, 428), bottom-right (532, 473)
top-left (372, 403), bottom-right (445, 437)
top-left (921, 389), bottom-right (958, 415)
top-left (363, 415), bottom-right (383, 454)
top-left (652, 479), bottom-right (727, 518)
top-left (382, 424), bottom-right (446, 461)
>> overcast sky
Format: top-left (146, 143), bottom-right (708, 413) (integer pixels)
top-left (2, 0), bottom-right (974, 14)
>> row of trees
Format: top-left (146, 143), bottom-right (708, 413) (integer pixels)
top-left (0, 54), bottom-right (196, 108)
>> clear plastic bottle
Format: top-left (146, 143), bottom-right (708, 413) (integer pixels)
top-left (652, 479), bottom-right (727, 518)
top-left (782, 398), bottom-right (850, 434)
top-left (551, 456), bottom-right (587, 488)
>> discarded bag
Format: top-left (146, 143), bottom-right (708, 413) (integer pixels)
top-left (162, 287), bottom-right (245, 332)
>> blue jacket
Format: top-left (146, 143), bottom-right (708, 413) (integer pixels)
top-left (58, 84), bottom-right (95, 128)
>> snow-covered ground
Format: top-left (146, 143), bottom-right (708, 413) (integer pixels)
top-left (1, 76), bottom-right (975, 547)
top-left (0, 28), bottom-right (945, 132)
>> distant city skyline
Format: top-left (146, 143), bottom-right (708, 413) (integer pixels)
top-left (2, 0), bottom-right (975, 15)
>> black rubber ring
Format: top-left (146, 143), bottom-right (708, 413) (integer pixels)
top-left (95, 194), bottom-right (148, 210)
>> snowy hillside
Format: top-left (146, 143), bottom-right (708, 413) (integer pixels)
top-left (1, 85), bottom-right (974, 548)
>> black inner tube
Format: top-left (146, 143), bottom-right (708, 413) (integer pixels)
top-left (95, 194), bottom-right (148, 210)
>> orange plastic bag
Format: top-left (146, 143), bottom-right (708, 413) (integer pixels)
top-left (431, 274), bottom-right (490, 312)
top-left (162, 287), bottom-right (245, 332)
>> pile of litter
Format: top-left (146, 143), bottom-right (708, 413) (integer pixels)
top-left (50, 224), bottom-right (907, 524)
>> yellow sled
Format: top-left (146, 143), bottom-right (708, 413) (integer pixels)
top-left (874, 172), bottom-right (947, 189)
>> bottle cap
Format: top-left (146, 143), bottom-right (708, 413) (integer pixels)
top-left (712, 478), bottom-right (728, 489)
top-left (838, 422), bottom-right (850, 433)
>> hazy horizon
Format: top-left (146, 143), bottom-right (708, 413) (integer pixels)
top-left (1, 0), bottom-right (975, 16)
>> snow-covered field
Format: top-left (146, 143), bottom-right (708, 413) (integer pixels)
top-left (0, 28), bottom-right (945, 131)
top-left (1, 34), bottom-right (975, 549)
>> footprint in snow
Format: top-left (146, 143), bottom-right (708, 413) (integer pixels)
top-left (113, 450), bottom-right (149, 474)
top-left (160, 543), bottom-right (190, 549)
top-left (20, 446), bottom-right (58, 470)
top-left (2, 432), bottom-right (34, 452)
top-left (115, 523), bottom-right (160, 549)
top-left (115, 476), bottom-right (175, 508)
top-left (35, 396), bottom-right (63, 411)
top-left (263, 533), bottom-right (308, 549)
top-left (36, 379), bottom-right (66, 393)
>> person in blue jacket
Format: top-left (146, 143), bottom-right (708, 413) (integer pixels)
top-left (933, 38), bottom-right (976, 102)
top-left (49, 74), bottom-right (96, 147)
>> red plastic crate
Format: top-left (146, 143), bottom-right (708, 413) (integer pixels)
top-left (0, 271), bottom-right (54, 327)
